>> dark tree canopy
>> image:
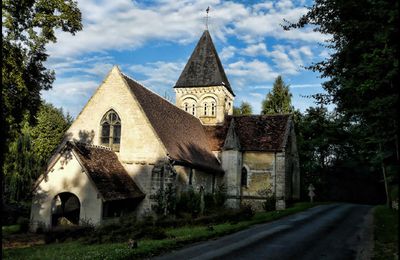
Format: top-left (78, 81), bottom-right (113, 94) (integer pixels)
top-left (261, 76), bottom-right (293, 115)
top-left (1, 0), bottom-right (82, 180)
top-left (285, 0), bottom-right (399, 206)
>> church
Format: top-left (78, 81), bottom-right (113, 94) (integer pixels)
top-left (30, 30), bottom-right (300, 230)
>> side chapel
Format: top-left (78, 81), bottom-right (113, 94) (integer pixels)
top-left (30, 30), bottom-right (300, 230)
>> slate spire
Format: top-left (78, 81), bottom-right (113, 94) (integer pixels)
top-left (174, 30), bottom-right (234, 96)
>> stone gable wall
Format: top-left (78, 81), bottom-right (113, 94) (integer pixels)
top-left (30, 151), bottom-right (102, 231)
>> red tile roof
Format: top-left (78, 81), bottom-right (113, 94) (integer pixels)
top-left (123, 74), bottom-right (223, 173)
top-left (203, 115), bottom-right (291, 152)
top-left (70, 142), bottom-right (145, 201)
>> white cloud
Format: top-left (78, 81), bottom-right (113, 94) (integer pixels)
top-left (41, 79), bottom-right (99, 117)
top-left (128, 61), bottom-right (185, 91)
top-left (242, 43), bottom-right (269, 57)
top-left (47, 0), bottom-right (327, 59)
top-left (227, 59), bottom-right (279, 82)
top-left (220, 46), bottom-right (237, 61)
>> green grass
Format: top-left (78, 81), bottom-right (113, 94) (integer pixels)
top-left (2, 225), bottom-right (21, 236)
top-left (3, 202), bottom-right (320, 260)
top-left (373, 205), bottom-right (398, 260)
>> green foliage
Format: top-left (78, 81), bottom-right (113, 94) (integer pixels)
top-left (4, 132), bottom-right (39, 202)
top-left (1, 0), bottom-right (82, 186)
top-left (285, 0), bottom-right (399, 204)
top-left (30, 103), bottom-right (72, 164)
top-left (261, 76), bottom-right (293, 114)
top-left (3, 102), bottom-right (71, 204)
top-left (153, 183), bottom-right (178, 216)
top-left (16, 217), bottom-right (30, 233)
top-left (233, 102), bottom-right (253, 115)
top-left (176, 188), bottom-right (201, 217)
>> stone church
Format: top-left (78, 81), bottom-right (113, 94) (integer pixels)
top-left (30, 30), bottom-right (300, 230)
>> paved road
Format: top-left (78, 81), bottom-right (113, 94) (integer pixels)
top-left (154, 203), bottom-right (374, 260)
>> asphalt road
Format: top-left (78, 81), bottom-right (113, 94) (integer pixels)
top-left (154, 203), bottom-right (374, 260)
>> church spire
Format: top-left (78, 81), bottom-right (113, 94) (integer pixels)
top-left (174, 30), bottom-right (234, 96)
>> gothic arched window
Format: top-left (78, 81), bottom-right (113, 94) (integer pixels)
top-left (241, 167), bottom-right (248, 187)
top-left (204, 103), bottom-right (208, 116)
top-left (100, 110), bottom-right (121, 151)
top-left (211, 102), bottom-right (216, 116)
top-left (184, 103), bottom-right (189, 112)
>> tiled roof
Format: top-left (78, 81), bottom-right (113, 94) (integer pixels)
top-left (174, 30), bottom-right (234, 96)
top-left (70, 142), bottom-right (145, 201)
top-left (203, 115), bottom-right (291, 152)
top-left (123, 74), bottom-right (223, 173)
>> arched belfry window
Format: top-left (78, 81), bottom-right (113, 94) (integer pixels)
top-left (201, 97), bottom-right (217, 117)
top-left (211, 102), bottom-right (216, 116)
top-left (241, 167), bottom-right (248, 187)
top-left (100, 110), bottom-right (121, 151)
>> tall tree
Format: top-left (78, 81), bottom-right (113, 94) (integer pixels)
top-left (3, 102), bottom-right (71, 203)
top-left (1, 0), bottom-right (82, 177)
top-left (233, 101), bottom-right (253, 115)
top-left (261, 76), bottom-right (293, 114)
top-left (284, 0), bottom-right (399, 206)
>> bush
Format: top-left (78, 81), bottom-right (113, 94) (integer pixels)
top-left (44, 225), bottom-right (94, 244)
top-left (142, 226), bottom-right (167, 240)
top-left (214, 184), bottom-right (227, 207)
top-left (176, 189), bottom-right (201, 217)
top-left (263, 195), bottom-right (276, 212)
top-left (16, 217), bottom-right (30, 233)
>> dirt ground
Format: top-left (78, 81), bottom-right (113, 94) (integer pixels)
top-left (2, 233), bottom-right (45, 249)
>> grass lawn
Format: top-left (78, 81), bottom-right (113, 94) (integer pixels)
top-left (2, 202), bottom-right (319, 260)
top-left (373, 205), bottom-right (398, 260)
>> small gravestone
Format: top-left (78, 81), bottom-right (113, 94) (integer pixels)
top-left (308, 184), bottom-right (315, 203)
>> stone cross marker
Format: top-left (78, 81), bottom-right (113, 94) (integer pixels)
top-left (308, 184), bottom-right (315, 203)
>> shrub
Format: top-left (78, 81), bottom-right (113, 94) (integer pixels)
top-left (176, 189), bottom-right (201, 217)
top-left (214, 184), bottom-right (227, 207)
top-left (263, 195), bottom-right (276, 212)
top-left (44, 225), bottom-right (94, 244)
top-left (142, 226), bottom-right (167, 240)
top-left (16, 217), bottom-right (30, 233)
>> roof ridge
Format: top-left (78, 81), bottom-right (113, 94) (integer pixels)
top-left (121, 72), bottom-right (173, 104)
top-left (69, 141), bottom-right (112, 151)
top-left (121, 72), bottom-right (202, 123)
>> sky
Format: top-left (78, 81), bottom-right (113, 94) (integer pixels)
top-left (42, 0), bottom-right (332, 118)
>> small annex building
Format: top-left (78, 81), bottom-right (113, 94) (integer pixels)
top-left (30, 30), bottom-right (300, 230)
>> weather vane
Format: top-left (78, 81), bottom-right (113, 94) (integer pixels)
top-left (205, 6), bottom-right (210, 30)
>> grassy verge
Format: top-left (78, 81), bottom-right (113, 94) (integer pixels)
top-left (3, 202), bottom-right (319, 260)
top-left (373, 205), bottom-right (398, 260)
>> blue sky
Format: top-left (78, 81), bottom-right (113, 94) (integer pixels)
top-left (42, 0), bottom-right (332, 118)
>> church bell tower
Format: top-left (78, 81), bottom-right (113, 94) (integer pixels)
top-left (174, 30), bottom-right (235, 125)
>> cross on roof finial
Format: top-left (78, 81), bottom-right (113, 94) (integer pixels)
top-left (205, 6), bottom-right (210, 30)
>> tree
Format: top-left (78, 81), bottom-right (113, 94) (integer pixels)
top-left (1, 0), bottom-right (82, 176)
top-left (284, 0), bottom-right (399, 206)
top-left (261, 76), bottom-right (293, 114)
top-left (3, 102), bottom-right (71, 203)
top-left (30, 103), bottom-right (72, 165)
top-left (233, 101), bottom-right (253, 115)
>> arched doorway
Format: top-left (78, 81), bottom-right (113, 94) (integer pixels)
top-left (51, 192), bottom-right (80, 227)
